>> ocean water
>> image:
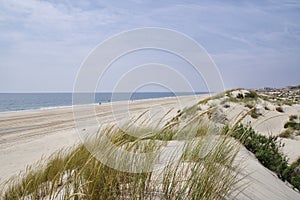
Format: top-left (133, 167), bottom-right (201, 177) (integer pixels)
top-left (0, 92), bottom-right (206, 113)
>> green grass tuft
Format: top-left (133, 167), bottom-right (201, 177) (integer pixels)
top-left (1, 116), bottom-right (240, 199)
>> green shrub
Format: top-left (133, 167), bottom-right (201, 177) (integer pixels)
top-left (223, 104), bottom-right (230, 108)
top-left (289, 115), bottom-right (298, 121)
top-left (284, 121), bottom-right (300, 130)
top-left (276, 106), bottom-right (284, 113)
top-left (245, 90), bottom-right (258, 99)
top-left (250, 109), bottom-right (260, 119)
top-left (245, 102), bottom-right (255, 109)
top-left (230, 124), bottom-right (288, 177)
top-left (279, 128), bottom-right (293, 138)
top-left (282, 158), bottom-right (300, 190)
top-left (236, 93), bottom-right (244, 99)
top-left (291, 176), bottom-right (300, 190)
top-left (231, 124), bottom-right (300, 190)
top-left (284, 100), bottom-right (293, 106)
top-left (264, 106), bottom-right (270, 110)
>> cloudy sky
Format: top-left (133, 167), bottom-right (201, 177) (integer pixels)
top-left (0, 0), bottom-right (299, 92)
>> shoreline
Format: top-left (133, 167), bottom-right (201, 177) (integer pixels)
top-left (0, 94), bottom-right (209, 182)
top-left (0, 92), bottom-right (209, 114)
top-left (1, 90), bottom-right (300, 199)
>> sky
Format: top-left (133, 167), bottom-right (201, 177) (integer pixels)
top-left (0, 0), bottom-right (299, 92)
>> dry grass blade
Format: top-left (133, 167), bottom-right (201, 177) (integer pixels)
top-left (1, 111), bottom-right (242, 200)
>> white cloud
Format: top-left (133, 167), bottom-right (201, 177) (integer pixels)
top-left (0, 0), bottom-right (299, 92)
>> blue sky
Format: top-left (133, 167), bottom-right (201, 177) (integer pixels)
top-left (0, 0), bottom-right (299, 92)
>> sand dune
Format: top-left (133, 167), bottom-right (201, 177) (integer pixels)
top-left (0, 93), bottom-right (299, 199)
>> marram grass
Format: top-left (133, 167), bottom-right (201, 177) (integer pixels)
top-left (1, 114), bottom-right (241, 200)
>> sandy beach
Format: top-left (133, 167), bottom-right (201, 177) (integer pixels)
top-left (1, 93), bottom-right (300, 199)
top-left (1, 0), bottom-right (299, 198)
top-left (0, 94), bottom-right (205, 183)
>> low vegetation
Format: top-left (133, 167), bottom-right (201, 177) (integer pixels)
top-left (279, 128), bottom-right (294, 138)
top-left (228, 124), bottom-right (300, 190)
top-left (2, 89), bottom-right (299, 198)
top-left (257, 86), bottom-right (299, 106)
top-left (250, 108), bottom-right (261, 119)
top-left (280, 115), bottom-right (300, 138)
top-left (1, 115), bottom-right (240, 199)
top-left (227, 90), bottom-right (258, 103)
top-left (194, 89), bottom-right (300, 191)
top-left (289, 115), bottom-right (298, 121)
top-left (284, 121), bottom-right (300, 130)
top-left (245, 90), bottom-right (258, 99)
top-left (276, 106), bottom-right (284, 113)
top-left (283, 157), bottom-right (300, 190)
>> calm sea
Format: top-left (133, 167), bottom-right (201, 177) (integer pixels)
top-left (0, 92), bottom-right (206, 113)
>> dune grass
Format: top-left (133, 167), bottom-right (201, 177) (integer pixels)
top-left (191, 90), bottom-right (300, 191)
top-left (1, 113), bottom-right (241, 200)
top-left (4, 89), bottom-right (298, 199)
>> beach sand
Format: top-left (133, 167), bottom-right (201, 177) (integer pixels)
top-left (0, 94), bottom-right (205, 182)
top-left (0, 93), bottom-right (299, 199)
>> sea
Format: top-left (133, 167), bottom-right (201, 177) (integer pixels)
top-left (0, 92), bottom-right (207, 113)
